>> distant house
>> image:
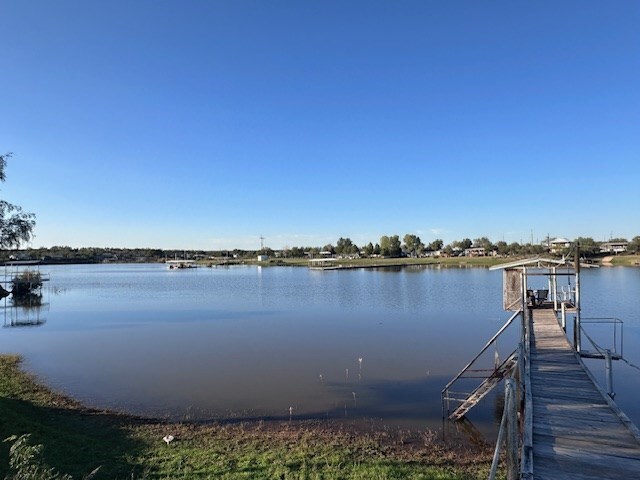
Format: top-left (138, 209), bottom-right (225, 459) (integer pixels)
top-left (257, 255), bottom-right (269, 262)
top-left (600, 242), bottom-right (628, 254)
top-left (550, 238), bottom-right (571, 254)
top-left (464, 247), bottom-right (486, 257)
top-left (337, 253), bottom-right (360, 260)
top-left (99, 253), bottom-right (119, 263)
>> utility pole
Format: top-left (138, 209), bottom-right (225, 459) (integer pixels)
top-left (260, 235), bottom-right (265, 250)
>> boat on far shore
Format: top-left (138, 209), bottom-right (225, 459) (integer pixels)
top-left (165, 259), bottom-right (197, 269)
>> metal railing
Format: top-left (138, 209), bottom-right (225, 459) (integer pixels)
top-left (487, 307), bottom-right (533, 480)
top-left (441, 310), bottom-right (521, 419)
top-left (520, 309), bottom-right (533, 479)
top-left (580, 317), bottom-right (624, 358)
top-left (489, 377), bottom-right (518, 480)
top-left (579, 318), bottom-right (625, 398)
top-left (0, 270), bottom-right (50, 286)
top-left (557, 285), bottom-right (576, 304)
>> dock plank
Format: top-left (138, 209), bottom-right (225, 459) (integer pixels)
top-left (529, 309), bottom-right (640, 479)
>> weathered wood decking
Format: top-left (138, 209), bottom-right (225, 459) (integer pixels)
top-left (530, 308), bottom-right (640, 479)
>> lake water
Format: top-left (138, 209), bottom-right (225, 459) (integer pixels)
top-left (1, 264), bottom-right (639, 435)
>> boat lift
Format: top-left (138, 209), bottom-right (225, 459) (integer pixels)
top-left (0, 261), bottom-right (50, 328)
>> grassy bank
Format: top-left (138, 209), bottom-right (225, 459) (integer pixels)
top-left (601, 254), bottom-right (640, 267)
top-left (0, 355), bottom-right (494, 479)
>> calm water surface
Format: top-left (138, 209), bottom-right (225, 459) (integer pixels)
top-left (1, 264), bottom-right (639, 435)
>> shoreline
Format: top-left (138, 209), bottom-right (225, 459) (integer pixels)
top-left (0, 354), bottom-right (493, 479)
top-left (4, 253), bottom-right (639, 269)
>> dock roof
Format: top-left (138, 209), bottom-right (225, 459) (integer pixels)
top-left (489, 256), bottom-right (569, 271)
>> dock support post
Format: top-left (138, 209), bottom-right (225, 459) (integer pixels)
top-left (605, 349), bottom-right (614, 398)
top-left (521, 268), bottom-right (528, 338)
top-left (561, 302), bottom-right (566, 332)
top-left (552, 267), bottom-right (558, 311)
top-left (505, 378), bottom-right (518, 480)
top-left (517, 342), bottom-right (525, 398)
top-left (574, 244), bottom-right (581, 354)
top-left (573, 316), bottom-right (581, 353)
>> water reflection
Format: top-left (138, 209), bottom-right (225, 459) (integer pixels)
top-left (2, 294), bottom-right (47, 328)
top-left (11, 292), bottom-right (44, 309)
top-left (0, 264), bottom-right (637, 438)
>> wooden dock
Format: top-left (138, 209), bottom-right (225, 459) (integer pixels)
top-left (529, 308), bottom-right (640, 479)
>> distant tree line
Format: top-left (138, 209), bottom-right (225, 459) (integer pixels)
top-left (306, 234), bottom-right (583, 257)
top-left (2, 235), bottom-right (640, 265)
top-left (280, 234), bottom-right (640, 259)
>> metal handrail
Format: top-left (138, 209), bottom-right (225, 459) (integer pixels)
top-left (442, 309), bottom-right (521, 394)
top-left (489, 309), bottom-right (533, 480)
top-left (581, 328), bottom-right (609, 357)
top-left (0, 272), bottom-right (50, 285)
top-left (559, 285), bottom-right (576, 302)
top-left (520, 308), bottom-right (533, 479)
top-left (581, 317), bottom-right (623, 322)
top-left (489, 377), bottom-right (517, 480)
top-left (442, 310), bottom-right (522, 425)
top-left (580, 317), bottom-right (623, 357)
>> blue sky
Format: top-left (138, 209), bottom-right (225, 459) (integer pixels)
top-left (1, 1), bottom-right (638, 250)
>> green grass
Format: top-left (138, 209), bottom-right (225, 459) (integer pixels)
top-left (602, 254), bottom-right (640, 267)
top-left (0, 355), bottom-right (493, 479)
top-left (0, 355), bottom-right (144, 478)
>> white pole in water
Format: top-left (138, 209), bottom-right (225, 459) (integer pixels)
top-left (605, 349), bottom-right (614, 398)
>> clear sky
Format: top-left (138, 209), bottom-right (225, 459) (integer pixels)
top-left (1, 1), bottom-right (638, 250)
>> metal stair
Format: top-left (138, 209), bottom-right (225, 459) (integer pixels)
top-left (448, 350), bottom-right (518, 421)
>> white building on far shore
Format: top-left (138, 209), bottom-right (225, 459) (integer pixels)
top-left (550, 238), bottom-right (571, 254)
top-left (600, 241), bottom-right (628, 254)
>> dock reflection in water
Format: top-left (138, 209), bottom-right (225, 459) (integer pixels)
top-left (2, 294), bottom-right (47, 328)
